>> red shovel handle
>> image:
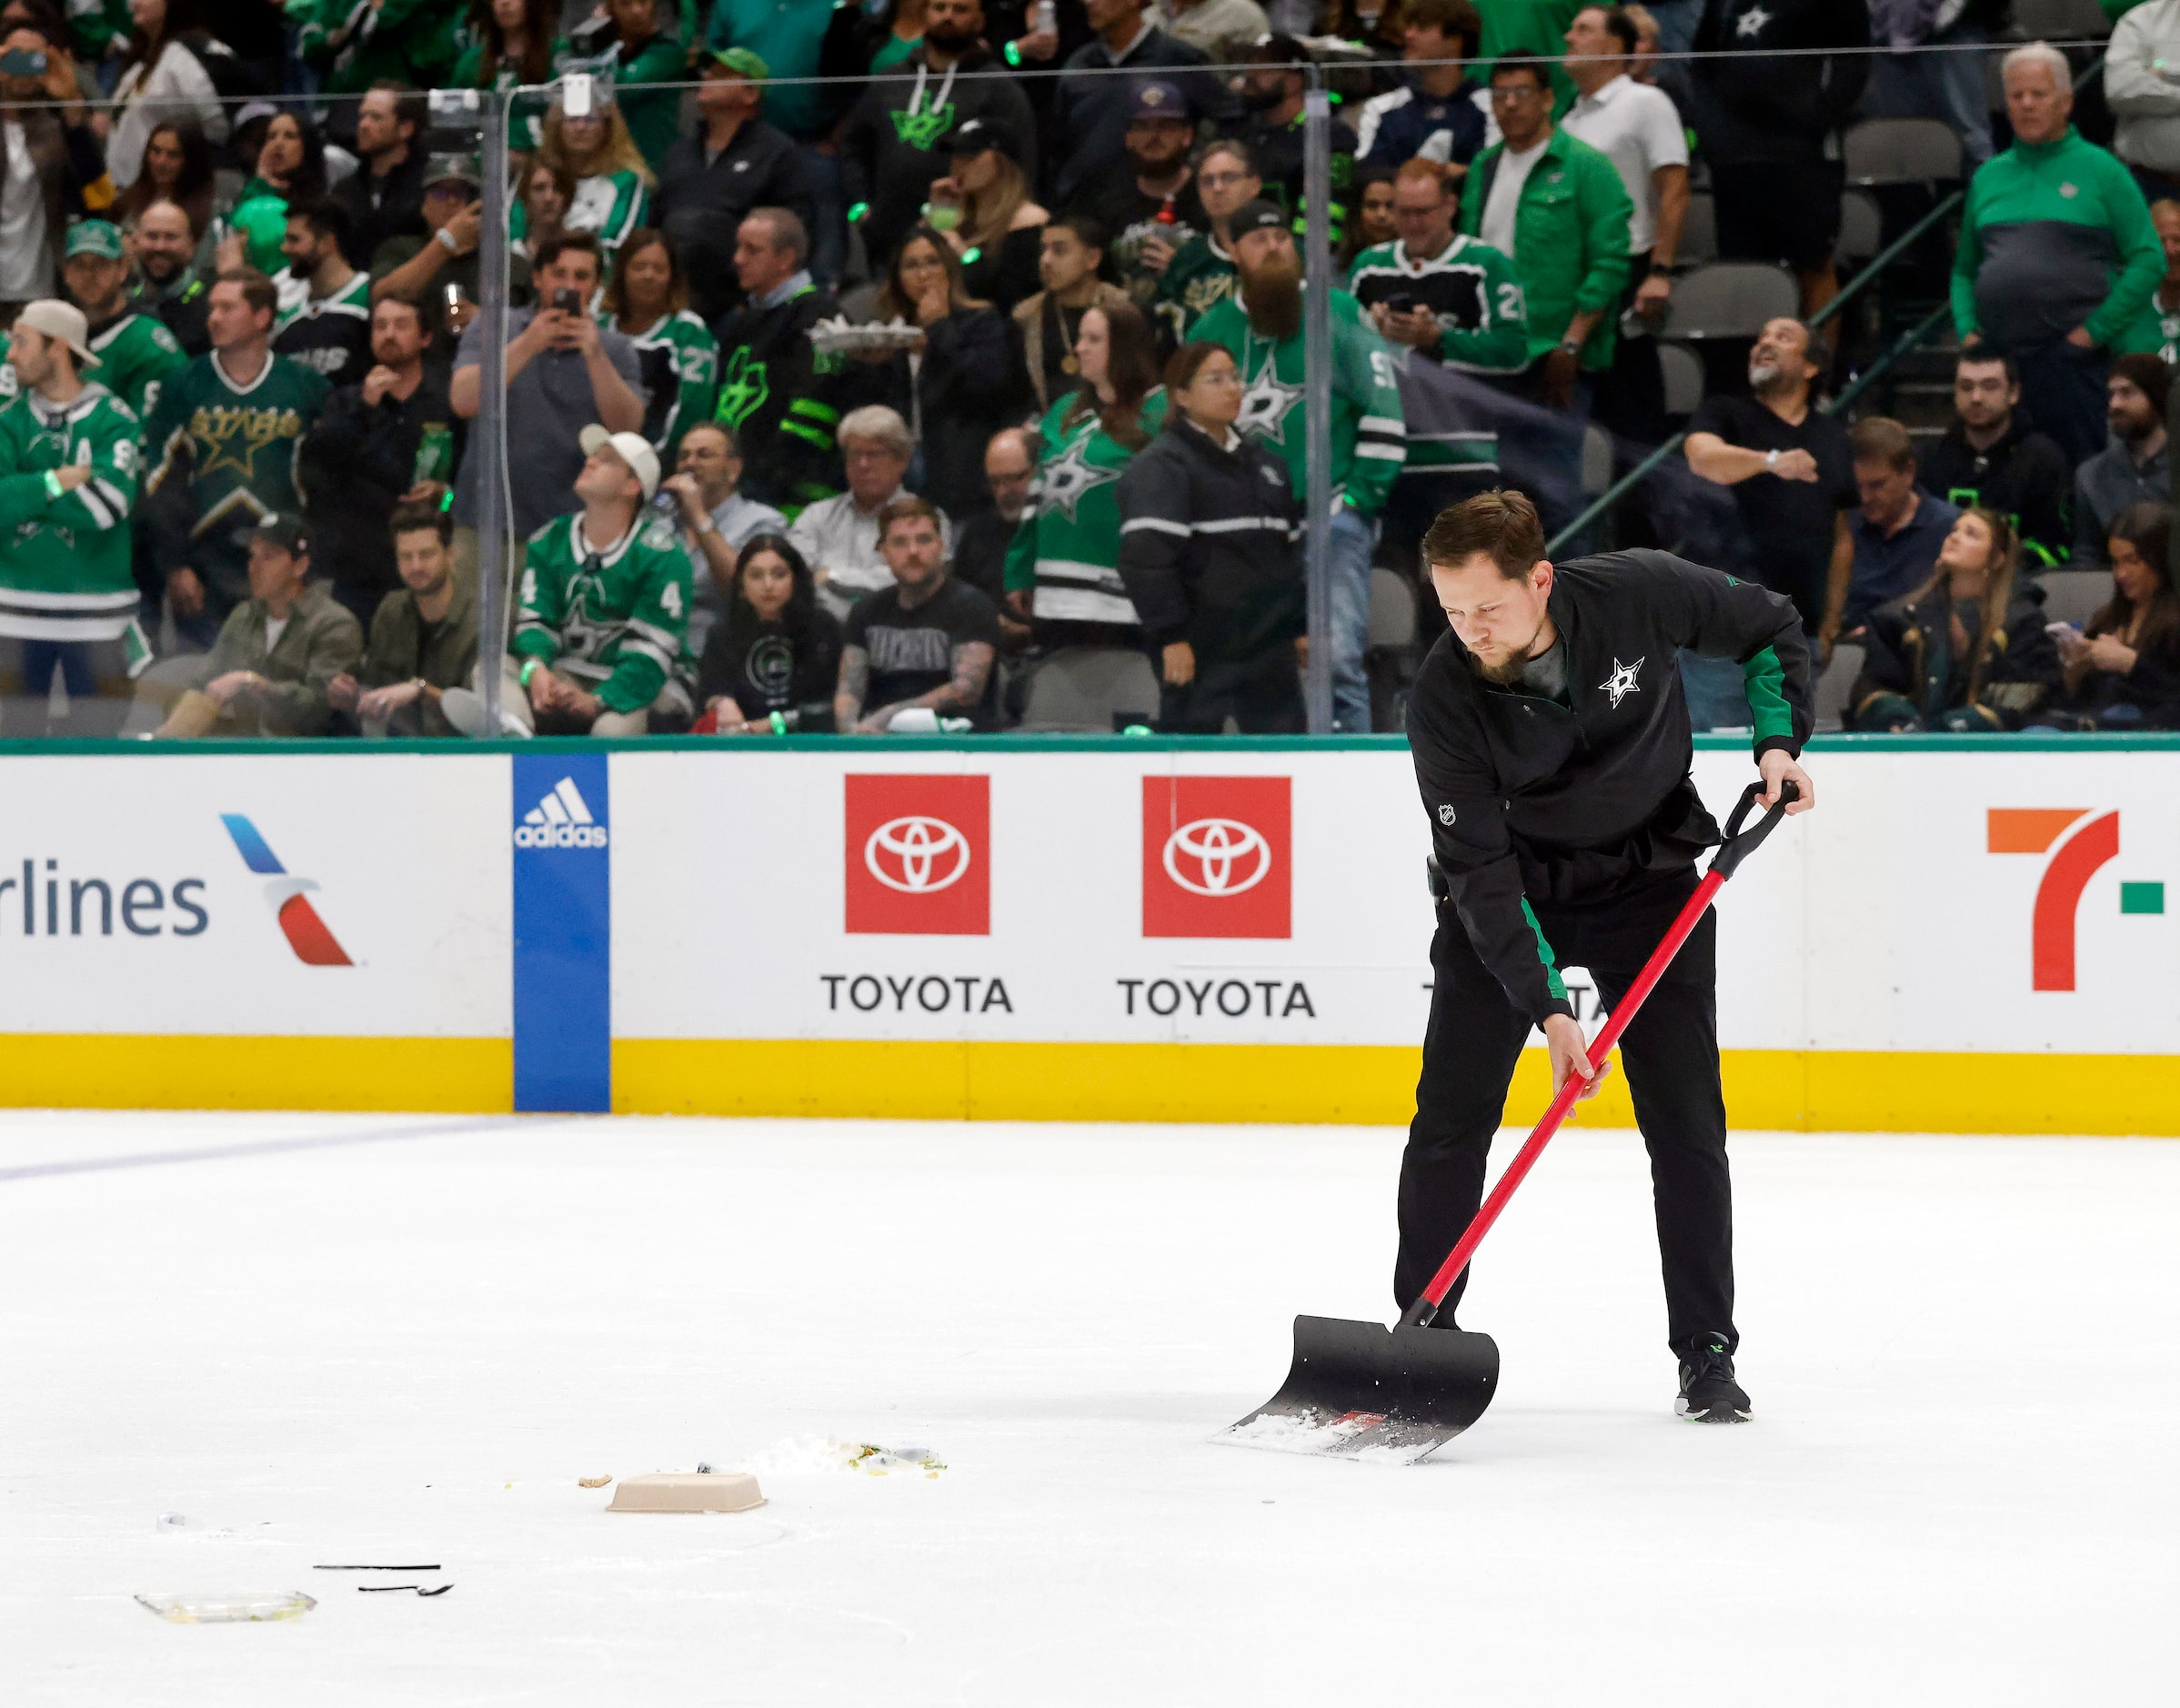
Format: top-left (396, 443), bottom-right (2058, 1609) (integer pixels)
top-left (1399, 780), bottom-right (1796, 1329)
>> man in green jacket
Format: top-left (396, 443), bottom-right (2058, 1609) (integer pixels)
top-left (1952, 42), bottom-right (2165, 467)
top-left (1456, 55), bottom-right (1632, 412)
top-left (1192, 201), bottom-right (1409, 732)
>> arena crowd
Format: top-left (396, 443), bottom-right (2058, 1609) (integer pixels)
top-left (0, 0), bottom-right (2172, 738)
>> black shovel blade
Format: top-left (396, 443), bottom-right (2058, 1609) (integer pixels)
top-left (1221, 1315), bottom-right (1501, 1464)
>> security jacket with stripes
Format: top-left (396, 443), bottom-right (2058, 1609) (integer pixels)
top-left (1407, 548), bottom-right (1812, 1026)
top-left (1114, 417), bottom-right (1305, 661)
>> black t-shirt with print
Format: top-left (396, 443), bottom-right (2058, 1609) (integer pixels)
top-left (696, 606), bottom-right (844, 727)
top-left (843, 577), bottom-right (1003, 713)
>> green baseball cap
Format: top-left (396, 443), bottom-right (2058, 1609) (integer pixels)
top-left (64, 219), bottom-right (124, 261)
top-left (703, 45), bottom-right (769, 80)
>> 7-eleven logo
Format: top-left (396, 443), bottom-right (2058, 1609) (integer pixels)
top-left (1987, 809), bottom-right (2165, 991)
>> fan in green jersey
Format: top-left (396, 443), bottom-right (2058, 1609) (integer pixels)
top-left (522, 93), bottom-right (655, 266)
top-left (494, 427), bottom-right (695, 736)
top-left (602, 227), bottom-right (719, 462)
top-left (1005, 301), bottom-right (1168, 638)
top-left (144, 271), bottom-right (330, 648)
top-left (0, 300), bottom-right (151, 728)
top-left (11, 221), bottom-right (189, 427)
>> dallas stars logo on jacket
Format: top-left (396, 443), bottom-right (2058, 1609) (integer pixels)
top-left (145, 351), bottom-right (329, 543)
top-left (0, 383), bottom-right (146, 648)
top-left (514, 511), bottom-right (695, 715)
top-left (1006, 387), bottom-right (1168, 626)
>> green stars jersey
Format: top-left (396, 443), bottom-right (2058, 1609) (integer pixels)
top-left (1151, 233), bottom-right (1238, 342)
top-left (145, 352), bottom-right (330, 548)
top-left (0, 382), bottom-right (146, 647)
top-left (0, 309), bottom-right (186, 426)
top-left (1005, 387), bottom-right (1168, 626)
top-left (1190, 287), bottom-right (1409, 517)
top-left (510, 168), bottom-right (651, 260)
top-left (514, 509), bottom-right (694, 714)
top-left (611, 308), bottom-right (719, 459)
top-left (1347, 235), bottom-right (1530, 377)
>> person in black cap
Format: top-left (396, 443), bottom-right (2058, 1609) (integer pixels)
top-left (369, 154), bottom-right (533, 327)
top-left (146, 513), bottom-right (364, 738)
top-left (927, 116), bottom-right (1050, 316)
top-left (1231, 36), bottom-right (1357, 231)
top-left (839, 0), bottom-right (1039, 282)
top-left (1050, 0), bottom-right (1233, 208)
top-left (1068, 80), bottom-right (1211, 306)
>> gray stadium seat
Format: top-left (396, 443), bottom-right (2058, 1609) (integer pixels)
top-left (1369, 567), bottom-right (1417, 649)
top-left (1813, 641), bottom-right (1865, 733)
top-left (1019, 647), bottom-right (1160, 731)
top-left (1843, 117), bottom-right (1963, 187)
top-left (1582, 421), bottom-right (1612, 496)
top-left (1659, 262), bottom-right (1799, 341)
top-left (1836, 187), bottom-right (1884, 265)
top-left (1679, 192), bottom-right (1717, 266)
top-left (1659, 342), bottom-right (1705, 417)
top-left (2038, 570), bottom-right (2111, 628)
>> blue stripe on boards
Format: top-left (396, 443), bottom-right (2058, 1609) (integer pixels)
top-left (511, 753), bottom-right (611, 1112)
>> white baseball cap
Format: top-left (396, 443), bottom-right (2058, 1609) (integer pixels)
top-left (578, 423), bottom-right (660, 501)
top-left (13, 299), bottom-right (99, 367)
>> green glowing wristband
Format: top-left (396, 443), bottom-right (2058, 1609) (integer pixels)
top-left (848, 201), bottom-right (869, 224)
top-left (519, 658), bottom-right (539, 688)
top-left (1004, 40), bottom-right (1021, 65)
top-left (769, 709), bottom-right (787, 734)
top-left (41, 469), bottom-right (64, 500)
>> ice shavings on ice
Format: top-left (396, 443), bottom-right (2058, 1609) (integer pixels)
top-left (727, 1435), bottom-right (947, 1479)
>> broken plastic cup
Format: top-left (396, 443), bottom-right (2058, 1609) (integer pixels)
top-left (135, 1592), bottom-right (316, 1623)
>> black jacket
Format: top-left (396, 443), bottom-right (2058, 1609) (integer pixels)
top-left (840, 46), bottom-right (1040, 270)
top-left (1690, 0), bottom-right (1869, 163)
top-left (1406, 549), bottom-right (1813, 1026)
top-left (1916, 417), bottom-right (2074, 570)
top-left (1050, 29), bottom-right (1233, 207)
top-left (710, 279), bottom-right (887, 513)
top-left (1853, 578), bottom-right (2061, 728)
top-left (129, 267), bottom-right (211, 357)
top-left (1115, 417), bottom-right (1305, 659)
top-left (296, 367), bottom-right (462, 608)
top-left (333, 147), bottom-right (427, 271)
top-left (653, 117), bottom-right (814, 322)
top-left (875, 306), bottom-right (1033, 520)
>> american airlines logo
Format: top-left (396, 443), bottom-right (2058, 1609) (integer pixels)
top-left (219, 814), bottom-right (351, 966)
top-left (516, 777), bottom-right (609, 849)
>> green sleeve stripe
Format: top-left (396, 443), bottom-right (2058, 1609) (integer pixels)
top-left (789, 399), bottom-right (840, 422)
top-left (1520, 899), bottom-right (1569, 1002)
top-left (1742, 645), bottom-right (1793, 743)
top-left (780, 420), bottom-right (833, 449)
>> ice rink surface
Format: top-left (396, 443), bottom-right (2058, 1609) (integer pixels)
top-left (4, 1110), bottom-right (2175, 1705)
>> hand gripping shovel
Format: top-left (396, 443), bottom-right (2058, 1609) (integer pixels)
top-left (1225, 781), bottom-right (1798, 1463)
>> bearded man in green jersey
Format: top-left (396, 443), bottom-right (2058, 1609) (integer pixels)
top-left (54, 219), bottom-right (186, 424)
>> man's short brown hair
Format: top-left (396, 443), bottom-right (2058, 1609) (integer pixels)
top-left (1422, 488), bottom-right (1547, 578)
top-left (1847, 416), bottom-right (1915, 471)
top-left (1402, 0), bottom-right (1482, 45)
top-left (214, 266), bottom-right (278, 320)
top-left (877, 494), bottom-right (941, 541)
top-left (389, 497), bottom-right (452, 543)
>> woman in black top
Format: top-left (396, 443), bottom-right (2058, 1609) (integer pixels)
top-left (871, 226), bottom-right (1033, 520)
top-left (1115, 340), bottom-right (1307, 733)
top-left (2044, 500), bottom-right (2180, 729)
top-left (929, 116), bottom-right (1049, 315)
top-left (1850, 507), bottom-right (2061, 731)
top-left (696, 534), bottom-right (843, 733)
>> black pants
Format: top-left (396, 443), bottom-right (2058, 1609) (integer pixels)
top-left (1395, 865), bottom-right (1736, 1356)
top-left (1160, 647), bottom-right (1304, 733)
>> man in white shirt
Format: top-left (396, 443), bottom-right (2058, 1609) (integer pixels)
top-left (1562, 3), bottom-right (1689, 440)
top-left (789, 404), bottom-right (951, 620)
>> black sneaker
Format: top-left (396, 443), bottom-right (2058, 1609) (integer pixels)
top-left (1675, 1336), bottom-right (1751, 1422)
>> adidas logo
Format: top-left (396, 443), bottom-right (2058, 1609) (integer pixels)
top-left (514, 776), bottom-right (609, 849)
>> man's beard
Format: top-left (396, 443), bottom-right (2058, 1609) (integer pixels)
top-left (1239, 252), bottom-right (1303, 341)
top-left (1470, 648), bottom-right (1530, 686)
top-left (1747, 359), bottom-right (1781, 392)
top-left (2115, 411), bottom-right (2156, 445)
top-left (924, 19), bottom-right (977, 51)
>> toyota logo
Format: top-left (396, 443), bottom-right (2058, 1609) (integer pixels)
top-left (865, 815), bottom-right (973, 893)
top-left (1162, 817), bottom-right (1271, 898)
